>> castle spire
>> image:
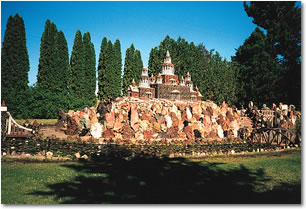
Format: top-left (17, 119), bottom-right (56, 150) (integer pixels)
top-left (166, 50), bottom-right (170, 57)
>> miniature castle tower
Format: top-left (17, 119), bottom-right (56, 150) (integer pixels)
top-left (149, 74), bottom-right (156, 84)
top-left (162, 50), bottom-right (175, 75)
top-left (139, 67), bottom-right (150, 88)
top-left (179, 76), bottom-right (185, 86)
top-left (185, 72), bottom-right (194, 92)
top-left (156, 73), bottom-right (162, 84)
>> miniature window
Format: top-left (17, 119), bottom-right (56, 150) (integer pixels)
top-left (145, 92), bottom-right (152, 98)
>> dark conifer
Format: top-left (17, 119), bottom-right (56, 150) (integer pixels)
top-left (122, 44), bottom-right (136, 95)
top-left (69, 30), bottom-right (85, 99)
top-left (1, 14), bottom-right (30, 118)
top-left (54, 30), bottom-right (69, 92)
top-left (97, 37), bottom-right (108, 100)
top-left (134, 50), bottom-right (143, 84)
top-left (113, 40), bottom-right (123, 98)
top-left (37, 20), bottom-right (58, 89)
top-left (83, 32), bottom-right (96, 105)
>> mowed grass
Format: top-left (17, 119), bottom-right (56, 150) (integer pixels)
top-left (1, 149), bottom-right (301, 204)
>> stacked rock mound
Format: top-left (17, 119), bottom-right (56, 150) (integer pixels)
top-left (63, 97), bottom-right (249, 141)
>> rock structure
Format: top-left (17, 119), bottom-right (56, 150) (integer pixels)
top-left (127, 50), bottom-right (202, 101)
top-left (65, 97), bottom-right (254, 141)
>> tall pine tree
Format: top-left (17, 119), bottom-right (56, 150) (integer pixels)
top-left (244, 1), bottom-right (301, 107)
top-left (134, 50), bottom-right (143, 84)
top-left (104, 40), bottom-right (115, 99)
top-left (83, 32), bottom-right (96, 105)
top-left (232, 27), bottom-right (282, 107)
top-left (148, 47), bottom-right (161, 76)
top-left (113, 40), bottom-right (123, 98)
top-left (69, 30), bottom-right (85, 99)
top-left (97, 37), bottom-right (108, 100)
top-left (122, 44), bottom-right (136, 95)
top-left (54, 30), bottom-right (69, 92)
top-left (1, 14), bottom-right (30, 118)
top-left (37, 19), bottom-right (58, 90)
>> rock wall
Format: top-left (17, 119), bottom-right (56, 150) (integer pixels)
top-left (67, 97), bottom-right (248, 141)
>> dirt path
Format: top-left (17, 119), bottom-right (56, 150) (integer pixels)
top-left (39, 126), bottom-right (68, 139)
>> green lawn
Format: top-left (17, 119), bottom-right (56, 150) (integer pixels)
top-left (1, 149), bottom-right (301, 204)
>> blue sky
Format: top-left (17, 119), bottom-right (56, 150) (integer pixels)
top-left (1, 1), bottom-right (258, 86)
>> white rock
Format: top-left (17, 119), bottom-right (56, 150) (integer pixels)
top-left (186, 107), bottom-right (192, 120)
top-left (217, 125), bottom-right (224, 138)
top-left (165, 115), bottom-right (173, 128)
top-left (90, 122), bottom-right (103, 138)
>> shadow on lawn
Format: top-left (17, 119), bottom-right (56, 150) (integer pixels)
top-left (30, 155), bottom-right (301, 204)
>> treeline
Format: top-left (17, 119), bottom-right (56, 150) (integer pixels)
top-left (1, 2), bottom-right (300, 119)
top-left (1, 17), bottom-right (143, 119)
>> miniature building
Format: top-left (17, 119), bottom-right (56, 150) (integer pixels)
top-left (127, 79), bottom-right (139, 97)
top-left (128, 50), bottom-right (202, 101)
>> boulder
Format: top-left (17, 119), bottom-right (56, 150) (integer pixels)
top-left (103, 128), bottom-right (114, 138)
top-left (186, 107), bottom-right (192, 120)
top-left (217, 125), bottom-right (224, 138)
top-left (153, 122), bottom-right (161, 133)
top-left (140, 120), bottom-right (149, 131)
top-left (113, 115), bottom-right (123, 131)
top-left (122, 124), bottom-right (134, 139)
top-left (105, 112), bottom-right (115, 128)
top-left (161, 106), bottom-right (168, 115)
top-left (167, 126), bottom-right (179, 138)
top-left (155, 104), bottom-right (162, 114)
top-left (181, 110), bottom-right (188, 121)
top-left (170, 112), bottom-right (179, 126)
top-left (144, 130), bottom-right (153, 140)
top-left (90, 122), bottom-right (103, 138)
top-left (165, 115), bottom-right (173, 128)
top-left (193, 113), bottom-right (200, 121)
top-left (192, 103), bottom-right (201, 115)
top-left (130, 104), bottom-right (140, 132)
top-left (184, 126), bottom-right (194, 139)
top-left (140, 113), bottom-right (149, 121)
top-left (171, 104), bottom-right (179, 116)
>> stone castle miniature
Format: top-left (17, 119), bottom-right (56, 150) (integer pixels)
top-left (127, 50), bottom-right (202, 101)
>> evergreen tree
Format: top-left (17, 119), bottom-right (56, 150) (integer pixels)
top-left (113, 40), bottom-right (123, 97)
top-left (54, 30), bottom-right (69, 92)
top-left (232, 27), bottom-right (282, 107)
top-left (69, 30), bottom-right (85, 99)
top-left (244, 1), bottom-right (301, 107)
top-left (37, 19), bottom-right (58, 90)
top-left (134, 50), bottom-right (143, 84)
top-left (97, 37), bottom-right (108, 100)
top-left (104, 40), bottom-right (115, 99)
top-left (1, 14), bottom-right (30, 118)
top-left (148, 47), bottom-right (161, 76)
top-left (97, 38), bottom-right (123, 100)
top-left (83, 32), bottom-right (96, 105)
top-left (122, 44), bottom-right (136, 95)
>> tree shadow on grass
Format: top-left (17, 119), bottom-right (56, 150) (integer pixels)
top-left (29, 156), bottom-right (301, 204)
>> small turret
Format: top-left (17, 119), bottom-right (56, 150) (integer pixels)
top-left (179, 76), bottom-right (185, 86)
top-left (156, 73), bottom-right (163, 84)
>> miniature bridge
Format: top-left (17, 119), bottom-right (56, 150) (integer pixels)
top-left (1, 103), bottom-right (33, 138)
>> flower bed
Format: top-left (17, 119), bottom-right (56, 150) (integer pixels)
top-left (2, 137), bottom-right (280, 160)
